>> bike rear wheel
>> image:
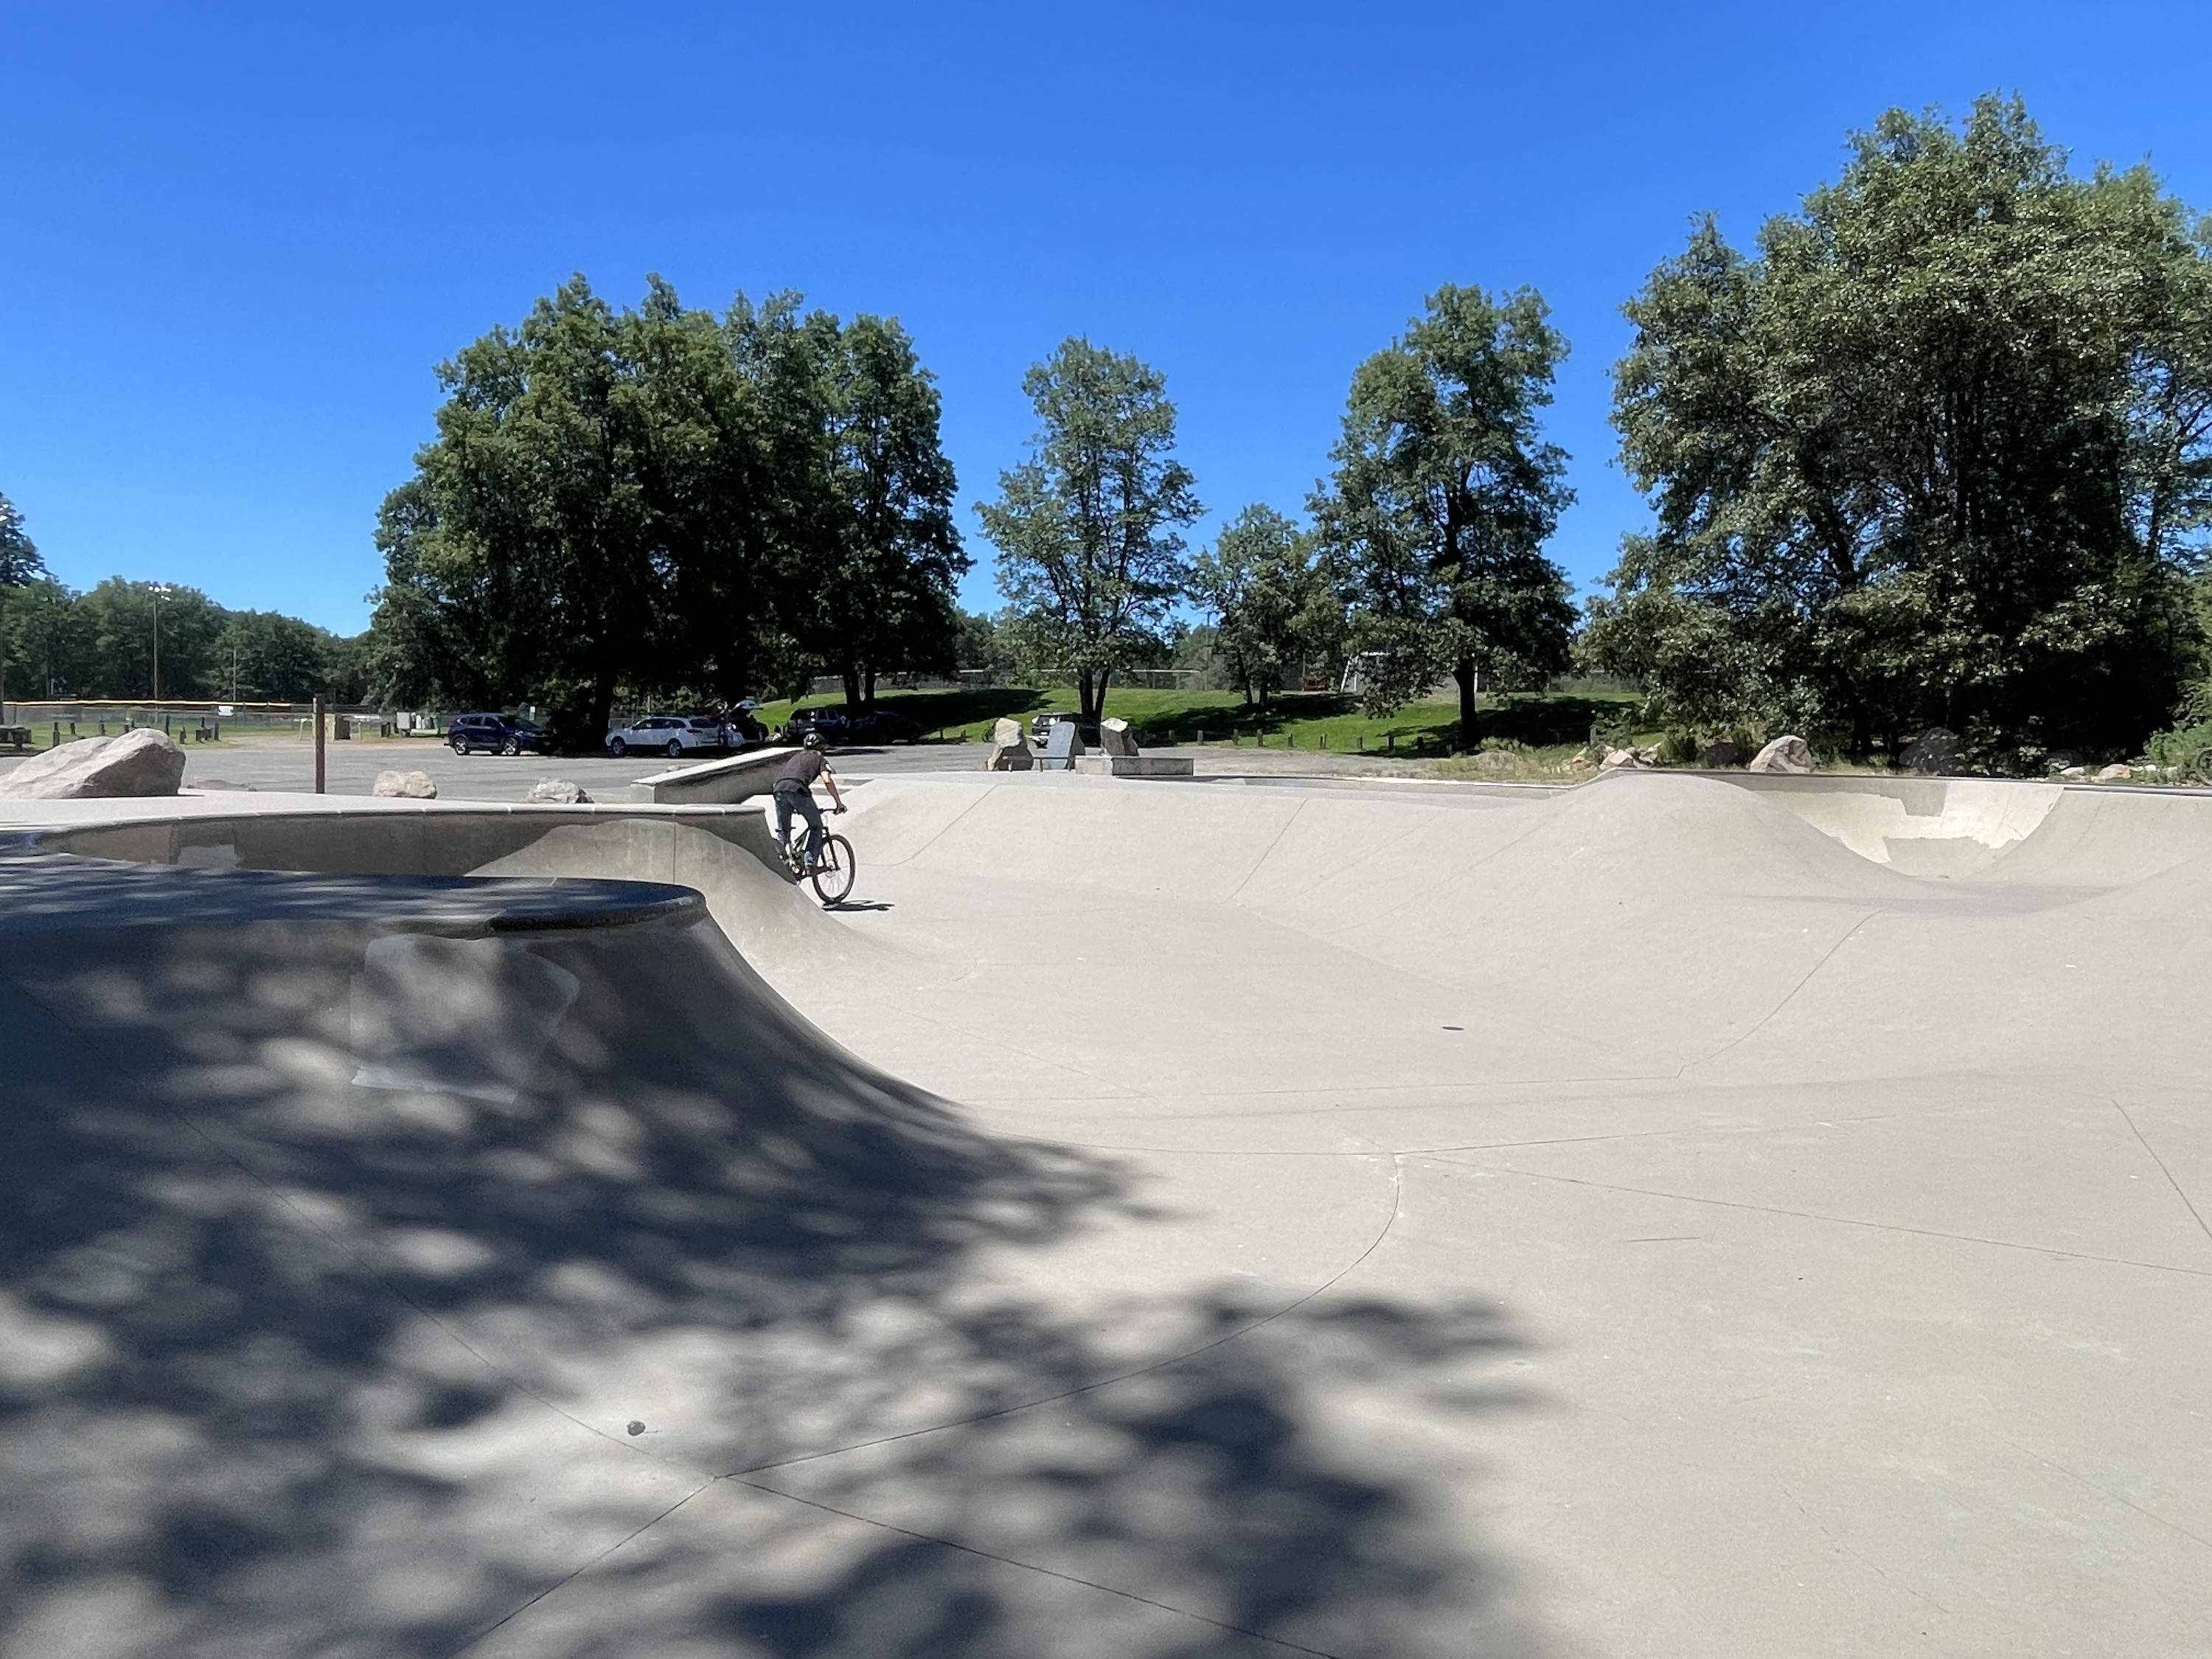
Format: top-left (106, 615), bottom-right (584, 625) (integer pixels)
top-left (807, 833), bottom-right (856, 906)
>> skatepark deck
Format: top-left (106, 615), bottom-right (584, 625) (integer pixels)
top-left (1, 771), bottom-right (2207, 1657)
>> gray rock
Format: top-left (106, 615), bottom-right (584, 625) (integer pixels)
top-left (2059, 765), bottom-right (2088, 780)
top-left (526, 777), bottom-right (591, 804)
top-left (1472, 748), bottom-right (1519, 772)
top-left (2096, 763), bottom-right (2132, 782)
top-left (1600, 747), bottom-right (1649, 771)
top-left (1697, 740), bottom-right (1751, 769)
top-left (1748, 735), bottom-right (1815, 775)
top-left (984, 717), bottom-right (1033, 771)
top-left (1099, 717), bottom-right (1139, 757)
top-left (1898, 728), bottom-right (1961, 775)
top-left (372, 769), bottom-right (438, 799)
top-left (0, 728), bottom-right (186, 800)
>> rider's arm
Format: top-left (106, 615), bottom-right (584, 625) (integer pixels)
top-left (823, 768), bottom-right (846, 811)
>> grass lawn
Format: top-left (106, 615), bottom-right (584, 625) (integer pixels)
top-left (756, 684), bottom-right (1651, 757)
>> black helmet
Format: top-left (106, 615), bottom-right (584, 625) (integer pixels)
top-left (801, 730), bottom-right (824, 749)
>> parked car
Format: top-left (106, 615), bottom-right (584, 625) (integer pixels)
top-left (780, 706), bottom-right (924, 748)
top-left (852, 710), bottom-right (922, 745)
top-left (1029, 712), bottom-right (1101, 748)
top-left (605, 714), bottom-right (724, 759)
top-left (448, 713), bottom-right (554, 757)
top-left (780, 706), bottom-right (853, 746)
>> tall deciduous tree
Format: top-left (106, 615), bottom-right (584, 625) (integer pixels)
top-left (372, 276), bottom-right (754, 737)
top-left (979, 339), bottom-right (1200, 721)
top-left (732, 301), bottom-right (966, 712)
top-left (1314, 286), bottom-right (1576, 750)
top-left (1188, 505), bottom-right (1343, 709)
top-left (1590, 97), bottom-right (2212, 760)
top-left (73, 578), bottom-right (225, 698)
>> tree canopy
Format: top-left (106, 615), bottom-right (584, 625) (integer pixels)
top-left (0, 491), bottom-right (44, 588)
top-left (978, 338), bottom-right (1201, 721)
top-left (1587, 96), bottom-right (2212, 762)
top-left (1312, 285), bottom-right (1576, 749)
top-left (368, 277), bottom-right (965, 733)
top-left (1187, 505), bottom-right (1343, 708)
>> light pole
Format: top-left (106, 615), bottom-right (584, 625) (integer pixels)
top-left (149, 582), bottom-right (173, 709)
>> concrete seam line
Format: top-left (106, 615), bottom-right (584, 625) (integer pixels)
top-left (877, 781), bottom-right (995, 869)
top-left (1397, 1109), bottom-right (1905, 1158)
top-left (720, 1475), bottom-right (1354, 1659)
top-left (1675, 906), bottom-right (1885, 1077)
top-left (1416, 1155), bottom-right (2212, 1279)
top-left (2111, 1097), bottom-right (2212, 1247)
top-left (726, 1155), bottom-right (1408, 1479)
top-left (442, 1483), bottom-right (717, 1658)
top-left (1984, 1431), bottom-right (2212, 1557)
top-left (1222, 794), bottom-right (1310, 905)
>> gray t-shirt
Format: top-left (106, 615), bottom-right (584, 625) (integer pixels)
top-left (773, 750), bottom-right (827, 793)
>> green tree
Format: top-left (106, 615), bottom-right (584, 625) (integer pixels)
top-left (953, 609), bottom-right (1013, 675)
top-left (734, 302), bottom-right (966, 712)
top-left (373, 276), bottom-right (749, 738)
top-left (1590, 97), bottom-right (2212, 760)
top-left (978, 338), bottom-right (1201, 722)
top-left (0, 578), bottom-right (89, 699)
top-left (0, 490), bottom-right (46, 708)
top-left (1187, 505), bottom-right (1343, 708)
top-left (73, 579), bottom-right (225, 699)
top-left (0, 491), bottom-right (42, 587)
top-left (1314, 285), bottom-right (1576, 750)
top-left (214, 611), bottom-right (352, 702)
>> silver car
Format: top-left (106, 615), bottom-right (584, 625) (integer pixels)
top-left (605, 714), bottom-right (723, 759)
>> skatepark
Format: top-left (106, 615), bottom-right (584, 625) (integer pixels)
top-left (1, 759), bottom-right (2208, 1657)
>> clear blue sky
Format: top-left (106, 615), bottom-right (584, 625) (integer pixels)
top-left (4, 1), bottom-right (2208, 634)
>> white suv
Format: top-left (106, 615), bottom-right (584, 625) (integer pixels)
top-left (606, 715), bottom-right (723, 759)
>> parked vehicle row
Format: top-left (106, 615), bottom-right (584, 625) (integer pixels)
top-left (780, 707), bottom-right (923, 747)
top-left (443, 702), bottom-right (927, 761)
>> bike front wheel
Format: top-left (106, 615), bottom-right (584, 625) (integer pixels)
top-left (807, 833), bottom-right (857, 907)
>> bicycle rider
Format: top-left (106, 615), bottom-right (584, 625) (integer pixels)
top-left (771, 731), bottom-right (847, 869)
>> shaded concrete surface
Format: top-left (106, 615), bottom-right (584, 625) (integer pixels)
top-left (0, 772), bottom-right (2208, 1655)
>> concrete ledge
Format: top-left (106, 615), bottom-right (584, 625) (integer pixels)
top-left (626, 746), bottom-right (797, 804)
top-left (1071, 754), bottom-right (1196, 779)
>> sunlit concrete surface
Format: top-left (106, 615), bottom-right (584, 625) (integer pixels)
top-left (1, 771), bottom-right (2208, 1657)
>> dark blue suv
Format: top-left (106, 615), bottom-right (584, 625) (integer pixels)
top-left (448, 713), bottom-right (554, 757)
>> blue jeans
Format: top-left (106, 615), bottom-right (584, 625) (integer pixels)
top-left (773, 787), bottom-right (824, 864)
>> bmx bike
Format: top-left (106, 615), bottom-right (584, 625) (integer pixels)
top-left (780, 824), bottom-right (857, 907)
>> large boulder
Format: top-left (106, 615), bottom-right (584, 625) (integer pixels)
top-left (0, 728), bottom-right (185, 800)
top-left (1898, 728), bottom-right (1961, 775)
top-left (526, 777), bottom-right (591, 804)
top-left (1696, 739), bottom-right (1750, 769)
top-left (1099, 717), bottom-right (1139, 757)
top-left (372, 769), bottom-right (438, 799)
top-left (984, 717), bottom-right (1033, 771)
top-left (2096, 763), bottom-right (2132, 782)
top-left (1599, 747), bottom-right (1650, 771)
top-left (1747, 735), bottom-right (1815, 775)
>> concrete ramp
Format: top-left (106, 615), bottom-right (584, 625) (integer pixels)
top-left (5, 771), bottom-right (2212, 1657)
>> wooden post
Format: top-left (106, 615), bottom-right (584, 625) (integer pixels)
top-left (313, 696), bottom-right (326, 794)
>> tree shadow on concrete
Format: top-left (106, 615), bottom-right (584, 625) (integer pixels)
top-left (0, 905), bottom-right (1554, 1658)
